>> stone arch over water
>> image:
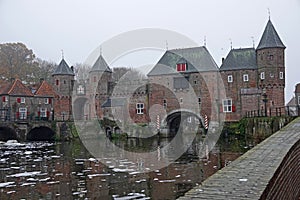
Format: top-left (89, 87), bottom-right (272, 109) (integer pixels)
top-left (0, 126), bottom-right (17, 141)
top-left (163, 109), bottom-right (205, 137)
top-left (27, 126), bottom-right (56, 141)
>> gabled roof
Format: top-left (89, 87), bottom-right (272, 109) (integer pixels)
top-left (0, 79), bottom-right (33, 96)
top-left (90, 55), bottom-right (112, 73)
top-left (52, 59), bottom-right (75, 76)
top-left (35, 80), bottom-right (59, 97)
top-left (147, 46), bottom-right (219, 76)
top-left (256, 19), bottom-right (285, 50)
top-left (220, 48), bottom-right (257, 71)
top-left (286, 97), bottom-right (296, 107)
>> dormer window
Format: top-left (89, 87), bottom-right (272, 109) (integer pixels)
top-left (177, 63), bottom-right (187, 72)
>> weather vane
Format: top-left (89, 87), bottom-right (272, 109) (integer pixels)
top-left (268, 8), bottom-right (271, 20)
top-left (61, 49), bottom-right (64, 59)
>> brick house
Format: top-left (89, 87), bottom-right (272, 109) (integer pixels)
top-left (0, 79), bottom-right (34, 120)
top-left (34, 80), bottom-right (59, 120)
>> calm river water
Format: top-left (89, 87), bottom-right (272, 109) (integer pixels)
top-left (0, 135), bottom-right (255, 200)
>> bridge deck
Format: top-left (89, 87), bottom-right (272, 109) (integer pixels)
top-left (178, 117), bottom-right (300, 199)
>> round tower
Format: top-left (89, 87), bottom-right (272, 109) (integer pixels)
top-left (88, 54), bottom-right (112, 118)
top-left (256, 19), bottom-right (286, 114)
top-left (52, 58), bottom-right (75, 120)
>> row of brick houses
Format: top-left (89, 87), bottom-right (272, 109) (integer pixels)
top-left (0, 18), bottom-right (291, 128)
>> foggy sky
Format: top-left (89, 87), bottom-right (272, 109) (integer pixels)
top-left (0, 0), bottom-right (300, 101)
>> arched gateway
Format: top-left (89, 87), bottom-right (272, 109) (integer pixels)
top-left (162, 109), bottom-right (206, 137)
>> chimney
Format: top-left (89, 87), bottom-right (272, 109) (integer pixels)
top-left (40, 78), bottom-right (44, 83)
top-left (71, 66), bottom-right (74, 72)
top-left (222, 57), bottom-right (225, 63)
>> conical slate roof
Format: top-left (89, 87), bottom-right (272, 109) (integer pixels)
top-left (52, 59), bottom-right (75, 76)
top-left (257, 20), bottom-right (285, 50)
top-left (90, 55), bottom-right (112, 73)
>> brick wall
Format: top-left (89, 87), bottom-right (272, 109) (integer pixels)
top-left (260, 139), bottom-right (300, 200)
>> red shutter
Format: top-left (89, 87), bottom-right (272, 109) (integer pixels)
top-left (2, 96), bottom-right (5, 102)
top-left (48, 98), bottom-right (52, 104)
top-left (47, 111), bottom-right (50, 117)
top-left (38, 111), bottom-right (40, 117)
top-left (17, 97), bottom-right (21, 103)
top-left (177, 64), bottom-right (180, 71)
top-left (16, 112), bottom-right (20, 119)
top-left (232, 105), bottom-right (236, 112)
top-left (182, 64), bottom-right (186, 71)
top-left (143, 108), bottom-right (146, 114)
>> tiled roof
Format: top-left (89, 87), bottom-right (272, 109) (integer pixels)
top-left (0, 79), bottom-right (33, 96)
top-left (257, 20), bottom-right (285, 50)
top-left (52, 59), bottom-right (75, 76)
top-left (35, 80), bottom-right (59, 97)
top-left (90, 55), bottom-right (112, 73)
top-left (147, 46), bottom-right (219, 76)
top-left (220, 48), bottom-right (257, 71)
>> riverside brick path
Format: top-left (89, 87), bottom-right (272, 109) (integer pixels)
top-left (178, 117), bottom-right (300, 200)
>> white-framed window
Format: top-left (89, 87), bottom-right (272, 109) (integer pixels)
top-left (187, 116), bottom-right (192, 123)
top-left (180, 98), bottom-right (183, 104)
top-left (222, 99), bottom-right (232, 113)
top-left (163, 99), bottom-right (167, 109)
top-left (21, 97), bottom-right (25, 103)
top-left (227, 75), bottom-right (233, 83)
top-left (136, 103), bottom-right (144, 114)
top-left (19, 107), bottom-right (27, 119)
top-left (44, 98), bottom-right (49, 104)
top-left (77, 85), bottom-right (85, 94)
top-left (243, 74), bottom-right (249, 82)
top-left (40, 108), bottom-right (47, 117)
top-left (279, 72), bottom-right (284, 79)
top-left (260, 72), bottom-right (265, 80)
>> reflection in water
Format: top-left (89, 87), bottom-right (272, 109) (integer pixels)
top-left (0, 135), bottom-right (253, 199)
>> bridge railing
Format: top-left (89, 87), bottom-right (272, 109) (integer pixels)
top-left (245, 106), bottom-right (299, 118)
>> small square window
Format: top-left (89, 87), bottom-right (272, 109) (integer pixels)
top-left (21, 97), bottom-right (25, 104)
top-left (163, 99), bottom-right (167, 109)
top-left (194, 80), bottom-right (198, 85)
top-left (228, 75), bottom-right (233, 83)
top-left (260, 72), bottom-right (265, 80)
top-left (44, 98), bottom-right (49, 104)
top-left (222, 99), bottom-right (232, 113)
top-left (180, 98), bottom-right (183, 104)
top-left (136, 103), bottom-right (144, 114)
top-left (198, 97), bottom-right (201, 104)
top-left (279, 72), bottom-right (284, 79)
top-left (243, 74), bottom-right (249, 82)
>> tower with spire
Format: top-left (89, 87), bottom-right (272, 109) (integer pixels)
top-left (256, 19), bottom-right (286, 112)
top-left (88, 54), bottom-right (113, 118)
top-left (52, 58), bottom-right (75, 120)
